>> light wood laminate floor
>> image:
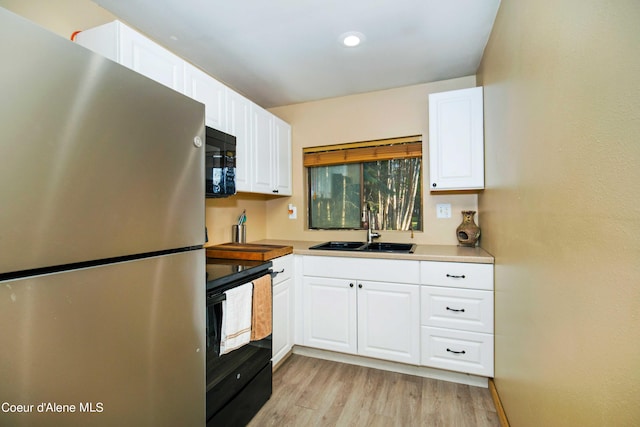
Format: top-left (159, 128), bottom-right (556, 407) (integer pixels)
top-left (248, 354), bottom-right (499, 427)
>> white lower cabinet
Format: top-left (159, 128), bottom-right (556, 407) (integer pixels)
top-left (303, 276), bottom-right (357, 354)
top-left (272, 255), bottom-right (294, 367)
top-left (300, 256), bottom-right (495, 378)
top-left (357, 281), bottom-right (420, 364)
top-left (420, 261), bottom-right (494, 377)
top-left (302, 256), bottom-right (420, 365)
top-left (420, 327), bottom-right (494, 377)
top-left (420, 286), bottom-right (493, 333)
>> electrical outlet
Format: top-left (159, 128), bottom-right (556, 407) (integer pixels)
top-left (436, 203), bottom-right (451, 219)
top-left (288, 204), bottom-right (297, 219)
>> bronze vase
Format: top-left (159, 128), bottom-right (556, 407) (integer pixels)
top-left (456, 210), bottom-right (481, 247)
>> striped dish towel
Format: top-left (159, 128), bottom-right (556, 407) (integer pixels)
top-left (220, 282), bottom-right (253, 355)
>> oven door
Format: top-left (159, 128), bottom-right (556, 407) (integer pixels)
top-left (206, 276), bottom-right (272, 423)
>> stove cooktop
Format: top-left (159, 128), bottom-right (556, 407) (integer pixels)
top-left (205, 258), bottom-right (272, 291)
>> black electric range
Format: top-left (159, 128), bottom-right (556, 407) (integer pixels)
top-left (204, 257), bottom-right (273, 427)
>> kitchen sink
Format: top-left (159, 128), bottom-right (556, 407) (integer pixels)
top-left (363, 242), bottom-right (416, 253)
top-left (309, 241), bottom-right (416, 253)
top-left (309, 241), bottom-right (367, 251)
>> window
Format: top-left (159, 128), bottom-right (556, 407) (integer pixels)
top-left (305, 136), bottom-right (422, 231)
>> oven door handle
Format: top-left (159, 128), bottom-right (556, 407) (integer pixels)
top-left (207, 293), bottom-right (227, 305)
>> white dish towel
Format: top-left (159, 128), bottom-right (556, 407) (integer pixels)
top-left (220, 282), bottom-right (253, 355)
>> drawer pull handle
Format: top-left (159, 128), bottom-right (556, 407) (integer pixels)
top-left (270, 269), bottom-right (285, 279)
top-left (446, 274), bottom-right (466, 279)
top-left (446, 307), bottom-right (465, 313)
top-left (446, 348), bottom-right (466, 355)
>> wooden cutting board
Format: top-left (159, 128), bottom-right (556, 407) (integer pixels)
top-left (205, 243), bottom-right (293, 261)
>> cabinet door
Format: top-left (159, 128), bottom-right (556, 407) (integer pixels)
top-left (251, 105), bottom-right (275, 194)
top-left (184, 64), bottom-right (227, 131)
top-left (74, 21), bottom-right (119, 61)
top-left (272, 255), bottom-right (294, 366)
top-left (303, 277), bottom-right (357, 354)
top-left (227, 90), bottom-right (252, 192)
top-left (428, 86), bottom-right (484, 190)
top-left (273, 278), bottom-right (292, 366)
top-left (272, 116), bottom-right (292, 196)
top-left (118, 24), bottom-right (184, 93)
top-left (357, 281), bottom-right (420, 364)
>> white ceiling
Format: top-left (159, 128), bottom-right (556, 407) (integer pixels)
top-left (93, 0), bottom-right (500, 108)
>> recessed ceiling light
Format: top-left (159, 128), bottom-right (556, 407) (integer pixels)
top-left (340, 31), bottom-right (365, 47)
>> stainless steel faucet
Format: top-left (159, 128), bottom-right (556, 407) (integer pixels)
top-left (366, 203), bottom-right (381, 244)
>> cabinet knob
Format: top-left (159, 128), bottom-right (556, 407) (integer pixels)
top-left (358, 284), bottom-right (363, 289)
top-left (446, 348), bottom-right (466, 355)
top-left (446, 274), bottom-right (466, 279)
top-left (349, 283), bottom-right (354, 288)
top-left (432, 183), bottom-right (437, 188)
top-left (272, 189), bottom-right (279, 193)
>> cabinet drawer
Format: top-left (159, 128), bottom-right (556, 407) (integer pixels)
top-left (421, 327), bottom-right (494, 377)
top-left (303, 256), bottom-right (420, 284)
top-left (421, 261), bottom-right (493, 290)
top-left (421, 286), bottom-right (493, 333)
top-left (271, 255), bottom-right (293, 285)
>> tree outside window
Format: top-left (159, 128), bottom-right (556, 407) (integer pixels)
top-left (308, 158), bottom-right (422, 231)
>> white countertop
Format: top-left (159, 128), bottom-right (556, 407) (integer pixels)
top-left (253, 239), bottom-right (494, 264)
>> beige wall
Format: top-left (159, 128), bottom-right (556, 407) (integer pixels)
top-left (205, 195), bottom-right (267, 245)
top-left (267, 77), bottom-right (479, 245)
top-left (0, 0), bottom-right (114, 38)
top-left (477, 0), bottom-right (640, 425)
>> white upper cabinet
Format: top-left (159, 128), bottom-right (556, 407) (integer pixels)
top-left (227, 90), bottom-right (253, 192)
top-left (184, 64), bottom-right (227, 131)
top-left (76, 20), bottom-right (292, 197)
top-left (250, 105), bottom-right (293, 196)
top-left (251, 105), bottom-right (275, 194)
top-left (428, 86), bottom-right (484, 191)
top-left (273, 116), bottom-right (293, 195)
top-left (76, 21), bottom-right (184, 93)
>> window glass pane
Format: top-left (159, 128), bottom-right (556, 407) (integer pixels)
top-left (309, 164), bottom-right (361, 229)
top-left (363, 158), bottom-right (422, 231)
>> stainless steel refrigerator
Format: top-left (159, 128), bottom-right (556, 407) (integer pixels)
top-left (0, 8), bottom-right (206, 426)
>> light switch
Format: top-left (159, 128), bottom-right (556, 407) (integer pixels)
top-left (436, 203), bottom-right (451, 219)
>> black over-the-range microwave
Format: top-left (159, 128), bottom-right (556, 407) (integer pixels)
top-left (205, 126), bottom-right (236, 198)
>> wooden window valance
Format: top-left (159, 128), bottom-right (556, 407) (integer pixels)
top-left (303, 135), bottom-right (422, 167)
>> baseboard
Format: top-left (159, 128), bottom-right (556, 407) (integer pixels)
top-left (292, 345), bottom-right (489, 388)
top-left (272, 350), bottom-right (293, 372)
top-left (489, 379), bottom-right (509, 427)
